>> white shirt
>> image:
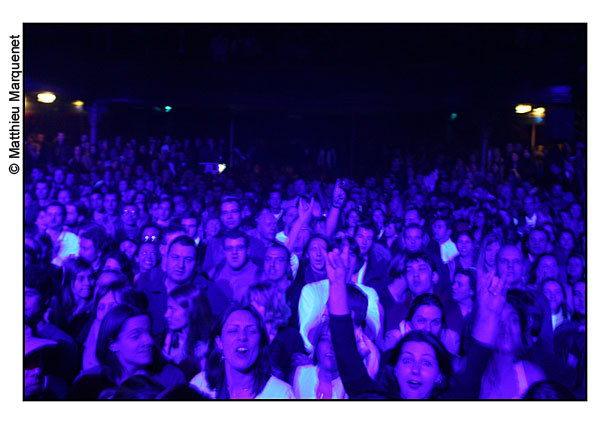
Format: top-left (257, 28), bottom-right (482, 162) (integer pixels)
top-left (293, 365), bottom-right (347, 399)
top-left (298, 278), bottom-right (381, 353)
top-left (439, 238), bottom-right (459, 264)
top-left (190, 373), bottom-right (294, 399)
top-left (51, 231), bottom-right (80, 267)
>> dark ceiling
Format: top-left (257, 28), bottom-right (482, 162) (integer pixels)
top-left (24, 23), bottom-right (586, 113)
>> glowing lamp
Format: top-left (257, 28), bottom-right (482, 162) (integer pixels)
top-left (218, 163), bottom-right (227, 174)
top-left (531, 107), bottom-right (546, 117)
top-left (164, 106), bottom-right (172, 112)
top-left (73, 100), bottom-right (84, 108)
top-left (37, 92), bottom-right (56, 104)
top-left (515, 104), bottom-right (532, 114)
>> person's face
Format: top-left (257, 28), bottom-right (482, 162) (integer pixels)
top-left (258, 214), bottom-right (278, 242)
top-left (537, 256), bottom-right (559, 282)
top-left (121, 205), bottom-right (139, 226)
top-left (307, 238), bottom-right (327, 273)
top-left (570, 204), bottom-right (582, 220)
top-left (167, 243), bottom-right (197, 283)
top-left (205, 219), bottom-right (221, 239)
top-left (165, 297), bottom-right (189, 331)
top-left (496, 303), bottom-right (522, 354)
top-left (72, 269), bottom-right (94, 301)
top-left (78, 237), bottom-right (98, 263)
top-left (120, 240), bottom-right (137, 260)
top-left (294, 179), bottom-right (306, 196)
top-left (404, 228), bottom-right (424, 252)
top-left (411, 305), bottom-right (443, 337)
top-left (103, 194), bottom-right (118, 215)
top-left (45, 205), bottom-right (64, 231)
top-left (394, 341), bottom-right (442, 400)
top-left (542, 280), bottom-right (564, 314)
top-left (559, 232), bottom-right (575, 252)
top-left (497, 246), bottom-right (524, 288)
top-left (110, 315), bottom-right (154, 372)
top-left (485, 242), bottom-right (501, 268)
top-left (145, 180), bottom-right (155, 193)
top-left (158, 201), bottom-right (172, 221)
top-left (137, 243), bottom-right (158, 272)
top-left (57, 190), bottom-right (71, 205)
top-left (173, 196), bottom-right (187, 215)
top-left (573, 282), bottom-right (585, 316)
top-left (452, 273), bottom-right (474, 303)
top-left (216, 310), bottom-right (261, 373)
top-left (96, 291), bottom-right (119, 321)
top-left (474, 211), bottom-right (486, 228)
top-left (432, 220), bottom-right (451, 242)
top-left (372, 210), bottom-right (385, 228)
top-left (54, 169), bottom-right (64, 185)
top-left (181, 218), bottom-right (198, 239)
top-left (268, 192), bottom-right (281, 209)
top-left (91, 193), bottom-right (103, 211)
top-left (347, 210), bottom-right (360, 228)
top-left (283, 207), bottom-right (298, 228)
top-left (456, 234), bottom-right (473, 257)
top-left (567, 257), bottom-right (584, 280)
top-left (25, 287), bottom-right (45, 324)
top-left (35, 210), bottom-right (47, 232)
top-left (264, 247), bottom-right (289, 282)
top-left (103, 257), bottom-right (122, 273)
top-left (406, 260), bottom-right (434, 296)
top-left (315, 333), bottom-right (337, 373)
top-left (224, 237), bottom-right (248, 270)
top-left (404, 210), bottom-right (423, 227)
top-left (220, 201), bottom-right (241, 230)
top-left (65, 205), bottom-right (78, 226)
top-left (355, 227), bottom-right (374, 256)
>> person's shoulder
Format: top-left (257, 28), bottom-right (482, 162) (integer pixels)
top-left (258, 375), bottom-right (295, 399)
top-left (37, 322), bottom-right (77, 347)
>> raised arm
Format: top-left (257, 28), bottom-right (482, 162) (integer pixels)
top-left (324, 179), bottom-right (346, 239)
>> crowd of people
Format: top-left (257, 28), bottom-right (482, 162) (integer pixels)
top-left (24, 130), bottom-right (586, 400)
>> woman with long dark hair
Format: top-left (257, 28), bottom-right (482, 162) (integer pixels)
top-left (189, 305), bottom-right (294, 399)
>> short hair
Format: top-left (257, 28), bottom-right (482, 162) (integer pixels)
top-left (528, 226), bottom-right (550, 243)
top-left (167, 235), bottom-right (197, 256)
top-left (403, 223), bottom-right (424, 234)
top-left (220, 197), bottom-right (241, 211)
top-left (523, 380), bottom-right (576, 400)
top-left (405, 251), bottom-right (437, 272)
top-left (46, 202), bottom-right (66, 218)
top-left (160, 224), bottom-right (187, 246)
top-left (354, 219), bottom-right (376, 236)
top-left (223, 230), bottom-right (249, 249)
top-left (454, 268), bottom-right (476, 294)
top-left (79, 223), bottom-right (107, 253)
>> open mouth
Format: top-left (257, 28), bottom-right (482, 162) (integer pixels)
top-left (236, 347), bottom-right (249, 355)
top-left (407, 380), bottom-right (422, 390)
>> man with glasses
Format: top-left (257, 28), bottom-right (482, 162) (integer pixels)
top-left (209, 230), bottom-right (262, 303)
top-left (115, 203), bottom-right (141, 241)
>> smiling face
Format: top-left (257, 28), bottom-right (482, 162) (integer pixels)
top-left (110, 315), bottom-right (154, 373)
top-left (315, 333), bottom-right (337, 373)
top-left (137, 243), bottom-right (158, 272)
top-left (216, 310), bottom-right (261, 373)
top-left (72, 269), bottom-right (94, 302)
top-left (394, 340), bottom-right (442, 399)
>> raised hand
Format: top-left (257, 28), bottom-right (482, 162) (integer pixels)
top-left (331, 179), bottom-right (346, 208)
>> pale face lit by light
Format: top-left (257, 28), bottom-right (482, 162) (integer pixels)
top-left (217, 310), bottom-right (261, 373)
top-left (220, 201), bottom-right (241, 230)
top-left (264, 247), bottom-right (289, 282)
top-left (404, 227), bottom-right (424, 253)
top-left (406, 260), bottom-right (434, 296)
top-left (307, 238), bottom-right (327, 273)
top-left (224, 237), bottom-right (248, 270)
top-left (355, 227), bottom-right (374, 256)
top-left (394, 341), bottom-right (441, 399)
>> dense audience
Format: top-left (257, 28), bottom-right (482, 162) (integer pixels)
top-left (24, 130), bottom-right (586, 399)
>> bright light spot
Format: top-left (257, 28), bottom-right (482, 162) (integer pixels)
top-left (73, 100), bottom-right (84, 108)
top-left (218, 163), bottom-right (227, 174)
top-left (515, 104), bottom-right (532, 114)
top-left (164, 106), bottom-right (172, 112)
top-left (37, 92), bottom-right (56, 104)
top-left (450, 113), bottom-right (458, 120)
top-left (531, 107), bottom-right (546, 117)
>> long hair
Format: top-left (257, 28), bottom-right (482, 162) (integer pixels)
top-left (246, 282), bottom-right (292, 330)
top-left (168, 283), bottom-right (214, 356)
top-left (205, 305), bottom-right (271, 399)
top-left (96, 304), bottom-right (154, 384)
top-left (477, 232), bottom-right (503, 274)
top-left (61, 256), bottom-right (94, 314)
top-left (382, 330), bottom-right (454, 399)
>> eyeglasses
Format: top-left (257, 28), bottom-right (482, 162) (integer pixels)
top-left (123, 210), bottom-right (138, 215)
top-left (142, 235), bottom-right (158, 242)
